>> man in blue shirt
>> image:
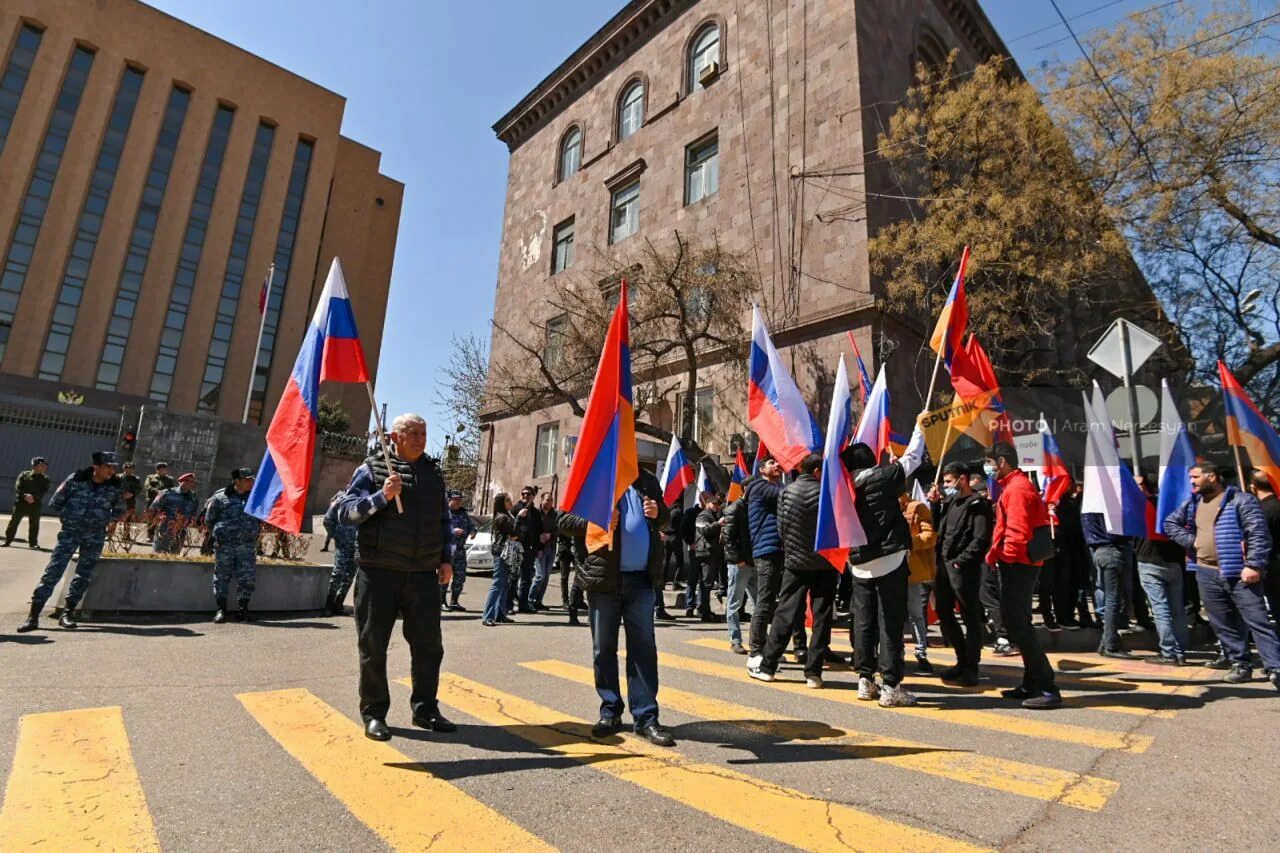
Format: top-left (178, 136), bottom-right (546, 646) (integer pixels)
top-left (560, 468), bottom-right (674, 747)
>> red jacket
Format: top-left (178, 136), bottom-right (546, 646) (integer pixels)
top-left (987, 469), bottom-right (1050, 567)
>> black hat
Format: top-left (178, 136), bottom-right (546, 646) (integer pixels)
top-left (31, 456), bottom-right (47, 466)
top-left (92, 451), bottom-right (117, 466)
top-left (447, 489), bottom-right (463, 499)
top-left (231, 467), bottom-right (256, 481)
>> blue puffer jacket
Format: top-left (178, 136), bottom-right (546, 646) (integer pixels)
top-left (745, 477), bottom-right (782, 559)
top-left (1163, 486), bottom-right (1271, 580)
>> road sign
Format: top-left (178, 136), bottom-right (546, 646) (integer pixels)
top-left (1087, 319), bottom-right (1162, 379)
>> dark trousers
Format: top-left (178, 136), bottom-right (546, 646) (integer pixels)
top-left (589, 573), bottom-right (660, 729)
top-left (509, 546), bottom-right (538, 610)
top-left (558, 551), bottom-right (577, 607)
top-left (663, 537), bottom-right (683, 581)
top-left (1264, 565), bottom-right (1280, 623)
top-left (355, 567), bottom-right (444, 722)
top-left (1197, 567), bottom-right (1280, 671)
top-left (441, 557), bottom-right (466, 604)
top-left (749, 553), bottom-right (784, 655)
top-left (1093, 544), bottom-right (1128, 652)
top-left (998, 563), bottom-right (1057, 694)
top-left (851, 561), bottom-right (909, 687)
top-left (934, 559), bottom-right (984, 673)
top-left (980, 562), bottom-right (1005, 640)
top-left (762, 570), bottom-right (837, 678)
top-left (5, 502), bottom-right (40, 546)
top-left (695, 553), bottom-right (722, 614)
top-left (1036, 554), bottom-right (1075, 626)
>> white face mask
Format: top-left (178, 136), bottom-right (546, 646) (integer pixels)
top-left (983, 463), bottom-right (997, 478)
top-left (943, 486), bottom-right (959, 498)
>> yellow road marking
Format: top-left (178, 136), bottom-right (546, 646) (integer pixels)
top-left (238, 688), bottom-right (553, 852)
top-left (655, 651), bottom-right (1154, 753)
top-left (432, 673), bottom-right (990, 852)
top-left (0, 706), bottom-right (160, 851)
top-left (686, 638), bottom-right (1192, 719)
top-left (521, 659), bottom-right (1117, 811)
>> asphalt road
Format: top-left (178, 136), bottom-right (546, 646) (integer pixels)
top-left (1, 525), bottom-right (1278, 851)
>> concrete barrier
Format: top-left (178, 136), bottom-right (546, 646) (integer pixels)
top-left (70, 556), bottom-right (329, 615)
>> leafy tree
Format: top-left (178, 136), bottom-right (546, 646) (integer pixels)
top-left (316, 394), bottom-right (351, 435)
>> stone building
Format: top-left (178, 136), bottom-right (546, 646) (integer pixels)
top-left (0, 0), bottom-right (401, 499)
top-left (477, 0), bottom-right (1147, 507)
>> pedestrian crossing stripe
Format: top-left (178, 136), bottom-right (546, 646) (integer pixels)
top-left (424, 674), bottom-right (992, 852)
top-left (237, 688), bottom-right (554, 852)
top-left (684, 638), bottom-right (1195, 719)
top-left (520, 659), bottom-right (1118, 811)
top-left (0, 706), bottom-right (160, 851)
top-left (652, 651), bottom-right (1154, 753)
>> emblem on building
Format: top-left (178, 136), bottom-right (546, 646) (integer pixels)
top-left (57, 390), bottom-right (85, 406)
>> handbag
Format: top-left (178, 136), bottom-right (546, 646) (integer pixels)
top-left (1026, 524), bottom-right (1057, 563)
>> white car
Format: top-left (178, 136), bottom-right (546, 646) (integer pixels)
top-left (465, 516), bottom-right (494, 574)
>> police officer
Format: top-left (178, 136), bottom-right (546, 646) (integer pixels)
top-left (150, 472), bottom-right (199, 554)
top-left (206, 468), bottom-right (260, 623)
top-left (443, 490), bottom-right (477, 611)
top-left (4, 456), bottom-right (50, 549)
top-left (324, 489), bottom-right (359, 616)
top-left (144, 463), bottom-right (175, 540)
top-left (16, 451), bottom-right (130, 632)
top-left (119, 461), bottom-right (143, 521)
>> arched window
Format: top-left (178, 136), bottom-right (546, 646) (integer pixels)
top-left (915, 30), bottom-right (949, 80)
top-left (559, 126), bottom-right (582, 181)
top-left (688, 24), bottom-right (721, 91)
top-left (617, 81), bottom-right (644, 141)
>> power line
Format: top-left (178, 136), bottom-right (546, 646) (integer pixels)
top-left (1028, 0), bottom-right (1188, 52)
top-left (1006, 0), bottom-right (1130, 44)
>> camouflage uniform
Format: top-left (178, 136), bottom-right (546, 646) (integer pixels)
top-left (29, 469), bottom-right (125, 608)
top-left (443, 505), bottom-right (477, 606)
top-left (206, 486), bottom-right (260, 604)
top-left (150, 488), bottom-right (198, 553)
top-left (324, 492), bottom-right (359, 604)
top-left (120, 473), bottom-right (143, 518)
top-left (5, 468), bottom-right (50, 547)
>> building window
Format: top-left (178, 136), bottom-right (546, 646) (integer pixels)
top-left (685, 133), bottom-right (719, 205)
top-left (0, 45), bottom-right (94, 365)
top-left (617, 81), bottom-right (644, 141)
top-left (38, 66), bottom-right (145, 382)
top-left (610, 181), bottom-right (640, 244)
top-left (551, 217), bottom-right (574, 274)
top-left (246, 137), bottom-right (314, 423)
top-left (688, 24), bottom-right (721, 91)
top-left (675, 387), bottom-right (715, 445)
top-left (0, 24), bottom-right (44, 155)
top-left (197, 122), bottom-right (275, 415)
top-left (559, 126), bottom-right (582, 181)
top-left (544, 314), bottom-right (568, 370)
top-left (95, 85), bottom-right (191, 391)
top-left (534, 422), bottom-right (560, 478)
top-left (147, 104), bottom-right (237, 403)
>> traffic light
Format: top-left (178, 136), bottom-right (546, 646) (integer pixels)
top-left (121, 430), bottom-right (137, 451)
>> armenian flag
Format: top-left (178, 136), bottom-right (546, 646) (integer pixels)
top-left (749, 306), bottom-right (822, 471)
top-left (928, 246), bottom-right (971, 370)
top-left (728, 447), bottom-right (749, 502)
top-left (1219, 361), bottom-right (1280, 494)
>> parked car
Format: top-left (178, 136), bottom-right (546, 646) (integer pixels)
top-left (465, 516), bottom-right (493, 574)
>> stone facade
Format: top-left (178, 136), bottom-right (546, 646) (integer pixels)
top-left (479, 0), bottom-right (1052, 507)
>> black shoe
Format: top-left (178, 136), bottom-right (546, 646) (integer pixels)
top-left (238, 603), bottom-right (255, 623)
top-left (482, 618), bottom-right (496, 626)
top-left (939, 664), bottom-right (965, 680)
top-left (655, 608), bottom-right (675, 621)
top-left (412, 713), bottom-right (457, 733)
top-left (823, 651), bottom-right (851, 666)
top-left (591, 717), bottom-right (623, 738)
top-left (684, 609), bottom-right (695, 618)
top-left (1098, 648), bottom-right (1138, 660)
top-left (15, 602), bottom-right (40, 633)
top-left (639, 724), bottom-right (675, 747)
top-left (59, 610), bottom-right (78, 629)
top-left (1001, 685), bottom-right (1033, 700)
top-left (699, 612), bottom-right (724, 623)
top-left (364, 718), bottom-right (391, 741)
top-left (944, 670), bottom-right (980, 687)
top-left (1150, 654), bottom-right (1181, 666)
top-left (915, 654), bottom-right (934, 674)
top-left (730, 643), bottom-right (747, 655)
top-left (517, 606), bottom-right (535, 614)
top-left (1224, 663), bottom-right (1253, 684)
top-left (569, 612), bottom-right (582, 627)
top-left (497, 615), bottom-right (515, 624)
top-left (1022, 692), bottom-right (1064, 710)
top-left (1044, 621), bottom-right (1062, 632)
top-left (1206, 655), bottom-right (1232, 670)
top-left (1059, 619), bottom-right (1081, 630)
top-left (450, 602), bottom-right (466, 612)
top-left (792, 650), bottom-right (808, 666)
top-left (671, 583), bottom-right (685, 591)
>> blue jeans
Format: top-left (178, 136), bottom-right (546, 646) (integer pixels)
top-left (588, 572), bottom-right (660, 729)
top-left (1137, 561), bottom-right (1188, 657)
top-left (1196, 567), bottom-right (1280, 672)
top-left (483, 555), bottom-right (510, 623)
top-left (907, 582), bottom-right (931, 655)
top-left (1092, 544), bottom-right (1129, 652)
top-left (531, 547), bottom-right (554, 607)
top-left (726, 563), bottom-right (756, 645)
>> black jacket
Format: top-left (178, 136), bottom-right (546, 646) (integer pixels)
top-left (355, 453), bottom-right (449, 572)
top-left (778, 473), bottom-right (829, 573)
top-left (559, 470), bottom-right (670, 594)
top-left (937, 491), bottom-right (994, 570)
top-left (514, 501), bottom-right (544, 550)
top-left (847, 461), bottom-right (911, 564)
top-left (1260, 494), bottom-right (1280, 574)
top-left (722, 493), bottom-right (753, 566)
top-left (693, 506), bottom-right (724, 561)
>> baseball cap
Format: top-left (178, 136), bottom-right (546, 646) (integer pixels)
top-left (231, 467), bottom-right (256, 480)
top-left (92, 451), bottom-right (117, 466)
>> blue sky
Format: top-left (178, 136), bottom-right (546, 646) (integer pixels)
top-left (145, 0), bottom-right (1207, 452)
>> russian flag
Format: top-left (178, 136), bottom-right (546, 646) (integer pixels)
top-left (748, 306), bottom-right (821, 472)
top-left (659, 434), bottom-right (695, 506)
top-left (247, 258), bottom-right (370, 533)
top-left (846, 331), bottom-right (873, 403)
top-left (815, 355), bottom-right (866, 570)
top-left (728, 447), bottom-right (749, 502)
top-left (852, 364), bottom-right (891, 461)
top-left (696, 461), bottom-right (712, 496)
top-left (1040, 414), bottom-right (1072, 507)
top-left (1219, 361), bottom-right (1280, 494)
top-left (929, 246), bottom-right (970, 370)
top-left (559, 280), bottom-right (639, 552)
top-left (1156, 379), bottom-right (1196, 526)
top-left (1081, 383), bottom-right (1146, 536)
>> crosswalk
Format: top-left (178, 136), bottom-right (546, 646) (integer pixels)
top-left (0, 635), bottom-right (1225, 851)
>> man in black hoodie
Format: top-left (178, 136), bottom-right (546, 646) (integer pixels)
top-left (511, 486), bottom-right (543, 613)
top-left (928, 461), bottom-right (993, 686)
top-left (749, 454), bottom-right (837, 687)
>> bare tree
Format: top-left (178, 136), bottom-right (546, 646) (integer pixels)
top-left (434, 333), bottom-right (489, 497)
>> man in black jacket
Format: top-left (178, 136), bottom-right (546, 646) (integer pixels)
top-left (1251, 470), bottom-right (1280, 623)
top-left (511, 486), bottom-right (543, 613)
top-left (722, 479), bottom-right (755, 654)
top-left (693, 492), bottom-right (726, 622)
top-left (560, 469), bottom-right (675, 747)
top-left (749, 454), bottom-right (837, 687)
top-left (928, 462), bottom-right (993, 686)
top-left (339, 414), bottom-right (454, 742)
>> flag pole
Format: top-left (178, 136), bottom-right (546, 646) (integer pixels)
top-left (242, 262), bottom-right (275, 424)
top-left (1232, 443), bottom-right (1247, 491)
top-left (932, 414), bottom-right (954, 486)
top-left (365, 381), bottom-right (403, 513)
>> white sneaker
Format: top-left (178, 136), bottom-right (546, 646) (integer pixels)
top-left (748, 666), bottom-right (774, 682)
top-left (746, 654), bottom-right (763, 670)
top-left (857, 677), bottom-right (881, 700)
top-left (805, 676), bottom-right (823, 689)
top-left (879, 685), bottom-right (918, 707)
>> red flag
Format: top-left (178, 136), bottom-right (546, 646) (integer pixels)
top-left (950, 334), bottom-right (999, 401)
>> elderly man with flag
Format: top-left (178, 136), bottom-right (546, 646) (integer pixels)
top-left (558, 282), bottom-right (675, 747)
